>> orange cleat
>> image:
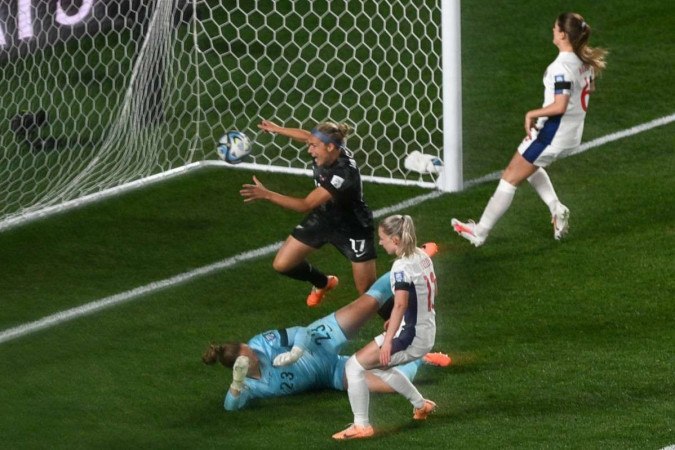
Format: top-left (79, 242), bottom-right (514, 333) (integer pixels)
top-left (332, 424), bottom-right (375, 440)
top-left (423, 352), bottom-right (452, 367)
top-left (413, 399), bottom-right (437, 420)
top-left (306, 275), bottom-right (339, 308)
top-left (421, 242), bottom-right (439, 258)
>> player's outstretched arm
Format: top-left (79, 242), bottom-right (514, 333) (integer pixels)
top-left (258, 120), bottom-right (311, 142)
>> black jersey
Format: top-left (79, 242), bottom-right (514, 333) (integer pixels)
top-left (312, 150), bottom-right (373, 231)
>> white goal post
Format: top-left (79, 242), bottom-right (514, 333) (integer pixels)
top-left (0, 0), bottom-right (462, 232)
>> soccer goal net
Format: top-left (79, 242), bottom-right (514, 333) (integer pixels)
top-left (0, 0), bottom-right (458, 232)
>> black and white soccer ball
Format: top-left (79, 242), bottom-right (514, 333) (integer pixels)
top-left (216, 131), bottom-right (252, 164)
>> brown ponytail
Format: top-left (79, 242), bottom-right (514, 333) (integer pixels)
top-left (202, 342), bottom-right (241, 368)
top-left (315, 121), bottom-right (353, 147)
top-left (557, 12), bottom-right (608, 77)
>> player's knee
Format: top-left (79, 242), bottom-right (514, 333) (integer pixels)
top-left (272, 260), bottom-right (284, 273)
top-left (272, 257), bottom-right (291, 273)
top-left (345, 355), bottom-right (365, 379)
top-left (353, 265), bottom-right (376, 294)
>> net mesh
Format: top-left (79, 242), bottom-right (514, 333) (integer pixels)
top-left (0, 0), bottom-right (444, 230)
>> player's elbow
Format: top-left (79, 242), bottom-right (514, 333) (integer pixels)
top-left (224, 399), bottom-right (244, 411)
top-left (294, 199), bottom-right (321, 213)
top-left (295, 203), bottom-right (314, 214)
top-left (224, 393), bottom-right (245, 411)
top-left (224, 404), bottom-right (243, 412)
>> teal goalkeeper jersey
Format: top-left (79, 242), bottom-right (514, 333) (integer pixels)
top-left (224, 327), bottom-right (345, 411)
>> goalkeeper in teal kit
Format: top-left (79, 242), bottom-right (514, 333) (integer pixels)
top-left (207, 325), bottom-right (429, 411)
top-left (203, 246), bottom-right (450, 411)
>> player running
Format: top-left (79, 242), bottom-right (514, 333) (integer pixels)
top-left (240, 120), bottom-right (376, 307)
top-left (452, 12), bottom-right (607, 246)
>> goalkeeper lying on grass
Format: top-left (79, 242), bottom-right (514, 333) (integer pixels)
top-left (202, 244), bottom-right (450, 411)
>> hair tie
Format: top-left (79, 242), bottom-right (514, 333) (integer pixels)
top-left (581, 21), bottom-right (587, 29)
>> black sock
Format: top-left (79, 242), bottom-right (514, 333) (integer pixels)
top-left (280, 261), bottom-right (328, 288)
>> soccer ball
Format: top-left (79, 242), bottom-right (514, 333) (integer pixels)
top-left (217, 131), bottom-right (252, 164)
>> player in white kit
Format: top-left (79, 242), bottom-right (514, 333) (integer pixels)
top-left (452, 12), bottom-right (607, 246)
top-left (333, 215), bottom-right (437, 440)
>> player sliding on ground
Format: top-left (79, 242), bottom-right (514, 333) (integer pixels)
top-left (202, 241), bottom-right (448, 411)
top-left (451, 12), bottom-right (607, 246)
top-left (240, 120), bottom-right (376, 307)
top-left (333, 215), bottom-right (438, 440)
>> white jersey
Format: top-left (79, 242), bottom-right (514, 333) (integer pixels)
top-left (387, 249), bottom-right (437, 355)
top-left (536, 51), bottom-right (594, 149)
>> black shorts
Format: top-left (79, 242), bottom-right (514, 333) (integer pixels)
top-left (291, 213), bottom-right (376, 263)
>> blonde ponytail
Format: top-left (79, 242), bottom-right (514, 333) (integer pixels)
top-left (380, 214), bottom-right (418, 257)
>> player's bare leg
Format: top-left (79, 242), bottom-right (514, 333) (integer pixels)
top-left (334, 294), bottom-right (380, 339)
top-left (272, 236), bottom-right (335, 306)
top-left (272, 236), bottom-right (315, 273)
top-left (351, 259), bottom-right (376, 294)
top-left (501, 151), bottom-right (538, 186)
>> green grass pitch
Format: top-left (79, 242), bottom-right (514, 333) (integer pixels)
top-left (0, 0), bottom-right (673, 449)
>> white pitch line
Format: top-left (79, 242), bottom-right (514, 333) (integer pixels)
top-left (0, 243), bottom-right (282, 344)
top-left (1, 113), bottom-right (673, 345)
top-left (462, 113), bottom-right (675, 188)
top-left (570, 113), bottom-right (675, 156)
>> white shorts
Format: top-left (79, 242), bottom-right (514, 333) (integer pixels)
top-left (517, 128), bottom-right (573, 168)
top-left (374, 331), bottom-right (432, 367)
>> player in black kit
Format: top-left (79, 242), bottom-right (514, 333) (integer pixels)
top-left (240, 120), bottom-right (377, 307)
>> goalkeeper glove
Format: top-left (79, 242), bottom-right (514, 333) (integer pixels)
top-left (272, 346), bottom-right (304, 367)
top-left (230, 355), bottom-right (249, 392)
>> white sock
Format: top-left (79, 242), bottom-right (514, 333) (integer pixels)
top-left (345, 356), bottom-right (370, 426)
top-left (527, 168), bottom-right (559, 215)
top-left (371, 367), bottom-right (425, 409)
top-left (476, 179), bottom-right (517, 236)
